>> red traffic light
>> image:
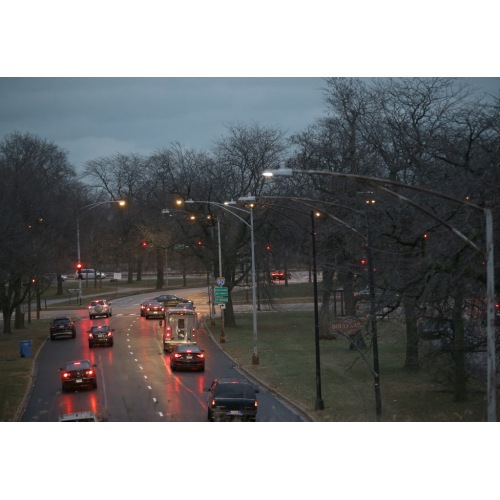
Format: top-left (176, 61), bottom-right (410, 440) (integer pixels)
top-left (197, 240), bottom-right (203, 246)
top-left (360, 258), bottom-right (367, 266)
top-left (76, 263), bottom-right (82, 270)
top-left (141, 241), bottom-right (148, 247)
top-left (266, 244), bottom-right (271, 251)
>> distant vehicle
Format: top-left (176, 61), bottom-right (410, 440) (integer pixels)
top-left (50, 315), bottom-right (76, 340)
top-left (144, 300), bottom-right (166, 319)
top-left (170, 344), bottom-right (205, 372)
top-left (60, 360), bottom-right (97, 392)
top-left (58, 412), bottom-right (99, 422)
top-left (88, 324), bottom-right (114, 348)
top-left (140, 299), bottom-right (153, 317)
top-left (74, 269), bottom-right (104, 280)
top-left (270, 271), bottom-right (291, 281)
top-left (44, 273), bottom-right (68, 282)
top-left (163, 308), bottom-right (198, 352)
top-left (417, 316), bottom-right (454, 340)
top-left (175, 302), bottom-right (195, 311)
top-left (205, 377), bottom-right (259, 422)
top-left (88, 299), bottom-right (112, 319)
top-left (155, 294), bottom-right (193, 308)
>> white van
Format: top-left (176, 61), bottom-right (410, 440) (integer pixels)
top-left (74, 268), bottom-right (100, 280)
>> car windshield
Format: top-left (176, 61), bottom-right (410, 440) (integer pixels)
top-left (53, 318), bottom-right (70, 325)
top-left (91, 326), bottom-right (110, 333)
top-left (91, 300), bottom-right (105, 306)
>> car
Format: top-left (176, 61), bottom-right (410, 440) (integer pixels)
top-left (174, 302), bottom-right (195, 311)
top-left (144, 300), bottom-right (166, 319)
top-left (49, 315), bottom-right (76, 340)
top-left (58, 411), bottom-right (99, 422)
top-left (140, 299), bottom-right (153, 317)
top-left (417, 316), bottom-right (454, 340)
top-left (88, 299), bottom-right (112, 319)
top-left (88, 324), bottom-right (114, 347)
top-left (205, 377), bottom-right (259, 422)
top-left (170, 344), bottom-right (205, 372)
top-left (60, 360), bottom-right (97, 392)
top-left (75, 268), bottom-right (101, 280)
top-left (155, 294), bottom-right (193, 308)
top-left (270, 271), bottom-right (291, 281)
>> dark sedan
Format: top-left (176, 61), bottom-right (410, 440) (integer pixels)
top-left (88, 325), bottom-right (114, 348)
top-left (144, 300), bottom-right (166, 319)
top-left (155, 294), bottom-right (193, 308)
top-left (60, 360), bottom-right (97, 392)
top-left (170, 344), bottom-right (205, 372)
top-left (50, 315), bottom-right (76, 340)
top-left (206, 377), bottom-right (259, 421)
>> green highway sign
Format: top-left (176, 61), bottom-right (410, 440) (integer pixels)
top-left (214, 286), bottom-right (228, 303)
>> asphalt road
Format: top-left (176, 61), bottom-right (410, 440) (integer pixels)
top-left (20, 287), bottom-right (305, 422)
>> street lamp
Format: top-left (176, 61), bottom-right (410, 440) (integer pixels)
top-left (185, 198), bottom-right (259, 364)
top-left (77, 199), bottom-right (126, 303)
top-left (264, 166), bottom-right (497, 421)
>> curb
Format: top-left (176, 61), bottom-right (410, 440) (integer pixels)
top-left (200, 314), bottom-right (316, 422)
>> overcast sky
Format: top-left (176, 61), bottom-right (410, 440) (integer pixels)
top-left (0, 77), bottom-right (329, 170)
top-left (1, 77), bottom-right (499, 173)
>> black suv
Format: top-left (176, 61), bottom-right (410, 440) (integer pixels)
top-left (205, 377), bottom-right (259, 422)
top-left (49, 315), bottom-right (76, 340)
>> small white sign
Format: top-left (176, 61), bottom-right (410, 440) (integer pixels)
top-left (113, 273), bottom-right (122, 280)
top-left (219, 303), bottom-right (226, 309)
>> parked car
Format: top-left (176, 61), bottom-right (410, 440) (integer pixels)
top-left (417, 316), bottom-right (454, 340)
top-left (170, 344), bottom-right (205, 372)
top-left (155, 294), bottom-right (193, 308)
top-left (144, 300), bottom-right (166, 319)
top-left (205, 377), bottom-right (259, 422)
top-left (60, 360), bottom-right (97, 392)
top-left (88, 324), bottom-right (114, 348)
top-left (88, 299), bottom-right (112, 319)
top-left (49, 315), bottom-right (76, 340)
top-left (270, 271), bottom-right (291, 281)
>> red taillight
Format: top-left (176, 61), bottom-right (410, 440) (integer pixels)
top-left (86, 369), bottom-right (94, 376)
top-left (254, 400), bottom-right (258, 408)
top-left (173, 353), bottom-right (182, 359)
top-left (107, 332), bottom-right (112, 337)
top-left (211, 399), bottom-right (216, 407)
top-left (62, 372), bottom-right (70, 379)
top-left (165, 326), bottom-right (172, 338)
top-left (196, 353), bottom-right (204, 359)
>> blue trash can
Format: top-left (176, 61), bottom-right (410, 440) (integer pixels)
top-left (19, 340), bottom-right (32, 358)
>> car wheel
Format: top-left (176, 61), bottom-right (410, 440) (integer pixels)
top-left (89, 315), bottom-right (94, 320)
top-left (109, 342), bottom-right (114, 347)
top-left (72, 332), bottom-right (76, 338)
top-left (92, 381), bottom-right (97, 389)
top-left (89, 343), bottom-right (93, 348)
top-left (50, 335), bottom-right (55, 341)
top-left (109, 312), bottom-right (112, 317)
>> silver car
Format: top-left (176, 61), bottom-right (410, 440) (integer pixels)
top-left (88, 299), bottom-right (112, 319)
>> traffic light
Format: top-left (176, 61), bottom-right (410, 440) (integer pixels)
top-left (76, 263), bottom-right (82, 270)
top-left (76, 263), bottom-right (83, 279)
top-left (197, 240), bottom-right (203, 246)
top-left (359, 258), bottom-right (367, 267)
top-left (141, 241), bottom-right (148, 247)
top-left (266, 244), bottom-right (271, 252)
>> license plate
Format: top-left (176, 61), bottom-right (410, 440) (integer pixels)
top-left (228, 410), bottom-right (242, 416)
top-left (76, 379), bottom-right (83, 383)
top-left (186, 355), bottom-right (192, 360)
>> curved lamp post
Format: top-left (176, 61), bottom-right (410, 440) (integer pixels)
top-left (263, 166), bottom-right (496, 421)
top-left (185, 199), bottom-right (259, 364)
top-left (77, 199), bottom-right (126, 303)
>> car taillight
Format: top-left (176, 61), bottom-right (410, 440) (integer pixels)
top-left (211, 399), bottom-right (216, 407)
top-left (173, 353), bottom-right (182, 359)
top-left (88, 333), bottom-right (93, 339)
top-left (254, 400), bottom-right (258, 408)
top-left (62, 372), bottom-right (70, 379)
top-left (107, 332), bottom-right (112, 337)
top-left (85, 369), bottom-right (94, 376)
top-left (196, 353), bottom-right (204, 359)
top-left (165, 326), bottom-right (172, 338)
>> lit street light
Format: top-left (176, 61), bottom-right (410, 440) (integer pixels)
top-left (185, 198), bottom-right (259, 364)
top-left (76, 199), bottom-right (126, 303)
top-left (263, 166), bottom-right (496, 421)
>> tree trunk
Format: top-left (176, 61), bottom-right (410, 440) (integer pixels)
top-left (403, 295), bottom-right (419, 370)
top-left (452, 290), bottom-right (467, 402)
